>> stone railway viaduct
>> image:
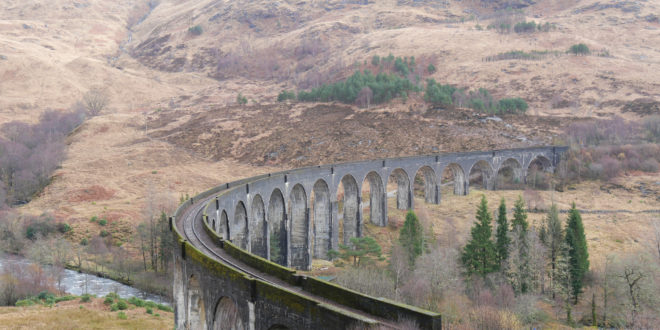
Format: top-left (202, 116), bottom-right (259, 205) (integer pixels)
top-left (172, 146), bottom-right (567, 329)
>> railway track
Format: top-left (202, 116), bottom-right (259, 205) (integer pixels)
top-left (177, 194), bottom-right (404, 329)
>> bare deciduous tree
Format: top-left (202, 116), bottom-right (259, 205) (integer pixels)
top-left (356, 86), bottom-right (373, 109)
top-left (83, 88), bottom-right (109, 116)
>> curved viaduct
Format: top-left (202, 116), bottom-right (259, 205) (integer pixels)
top-left (172, 146), bottom-right (567, 329)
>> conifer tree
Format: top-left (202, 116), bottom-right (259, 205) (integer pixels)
top-left (461, 195), bottom-right (498, 276)
top-left (495, 198), bottom-right (510, 266)
top-left (555, 241), bottom-right (573, 325)
top-left (565, 202), bottom-right (589, 304)
top-left (544, 204), bottom-right (564, 299)
top-left (399, 210), bottom-right (424, 266)
top-left (511, 195), bottom-right (529, 234)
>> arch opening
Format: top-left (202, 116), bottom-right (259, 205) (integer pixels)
top-left (361, 171), bottom-right (385, 227)
top-left (289, 184), bottom-right (309, 270)
top-left (441, 163), bottom-right (466, 197)
top-left (250, 195), bottom-right (267, 258)
top-left (468, 160), bottom-right (494, 191)
top-left (213, 296), bottom-right (243, 330)
top-left (220, 210), bottom-right (229, 240)
top-left (312, 180), bottom-right (331, 260)
top-left (496, 158), bottom-right (523, 190)
top-left (387, 168), bottom-right (411, 210)
top-left (267, 189), bottom-right (287, 266)
top-left (187, 274), bottom-right (206, 330)
top-left (413, 166), bottom-right (438, 205)
top-left (526, 155), bottom-right (553, 190)
top-left (337, 175), bottom-right (360, 245)
top-left (232, 202), bottom-right (248, 250)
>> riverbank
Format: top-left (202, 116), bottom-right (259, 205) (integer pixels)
top-left (64, 263), bottom-right (171, 300)
top-left (0, 296), bottom-right (173, 329)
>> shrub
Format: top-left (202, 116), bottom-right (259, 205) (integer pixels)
top-left (277, 90), bottom-right (296, 102)
top-left (98, 219), bottom-right (107, 226)
top-left (497, 98), bottom-right (528, 114)
top-left (146, 307), bottom-right (153, 314)
top-left (237, 93), bottom-right (247, 105)
top-left (80, 238), bottom-right (88, 246)
top-left (144, 300), bottom-right (157, 308)
top-left (57, 223), bottom-right (72, 233)
top-left (15, 299), bottom-right (36, 307)
top-left (110, 303), bottom-right (119, 311)
top-left (116, 300), bottom-right (128, 310)
top-left (117, 311), bottom-right (127, 320)
top-left (100, 230), bottom-right (109, 237)
top-left (128, 296), bottom-right (145, 307)
top-left (569, 43), bottom-right (590, 55)
top-left (104, 297), bottom-right (114, 305)
top-left (106, 292), bottom-right (120, 300)
top-left (641, 158), bottom-right (659, 172)
top-left (25, 215), bottom-right (57, 240)
top-left (427, 63), bottom-right (436, 74)
top-left (514, 21), bottom-right (537, 33)
top-left (425, 79), bottom-right (456, 107)
top-left (156, 304), bottom-right (173, 312)
top-left (54, 295), bottom-right (77, 303)
top-left (80, 294), bottom-right (91, 303)
top-left (90, 216), bottom-right (98, 223)
top-left (38, 291), bottom-right (54, 300)
top-left (371, 55), bottom-right (380, 66)
top-left (188, 25), bottom-right (203, 36)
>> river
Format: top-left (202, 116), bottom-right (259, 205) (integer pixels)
top-left (0, 254), bottom-right (169, 305)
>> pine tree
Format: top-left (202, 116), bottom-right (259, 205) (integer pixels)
top-left (461, 195), bottom-right (498, 276)
top-left (506, 225), bottom-right (531, 294)
top-left (511, 195), bottom-right (528, 234)
top-left (544, 204), bottom-right (564, 299)
top-left (555, 241), bottom-right (573, 325)
top-left (399, 210), bottom-right (424, 266)
top-left (495, 198), bottom-right (510, 266)
top-left (565, 202), bottom-right (589, 304)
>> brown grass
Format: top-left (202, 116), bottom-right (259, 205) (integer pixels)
top-left (0, 298), bottom-right (172, 330)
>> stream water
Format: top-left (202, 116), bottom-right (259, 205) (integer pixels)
top-left (0, 254), bottom-right (169, 305)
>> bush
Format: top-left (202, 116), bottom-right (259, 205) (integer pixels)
top-left (25, 215), bottom-right (57, 240)
top-left (146, 307), bottom-right (153, 314)
top-left (371, 55), bottom-right (380, 66)
top-left (156, 303), bottom-right (173, 312)
top-left (104, 297), bottom-right (114, 305)
top-left (106, 292), bottom-right (120, 300)
top-left (128, 296), bottom-right (145, 307)
top-left (57, 223), bottom-right (72, 233)
top-left (514, 21), bottom-right (537, 33)
top-left (98, 219), bottom-right (107, 226)
top-left (277, 90), bottom-right (296, 102)
top-left (497, 98), bottom-right (528, 114)
top-left (80, 294), bottom-right (92, 303)
top-left (569, 43), bottom-right (590, 55)
top-left (236, 93), bottom-right (247, 105)
top-left (37, 291), bottom-right (54, 300)
top-left (15, 299), bottom-right (36, 307)
top-left (100, 230), bottom-right (109, 237)
top-left (427, 63), bottom-right (436, 74)
top-left (110, 303), bottom-right (119, 311)
top-left (90, 216), bottom-right (98, 223)
top-left (117, 311), bottom-right (127, 320)
top-left (116, 300), bottom-right (128, 310)
top-left (641, 158), bottom-right (659, 172)
top-left (80, 238), bottom-right (88, 246)
top-left (54, 295), bottom-right (77, 303)
top-left (144, 300), bottom-right (157, 308)
top-left (188, 25), bottom-right (203, 36)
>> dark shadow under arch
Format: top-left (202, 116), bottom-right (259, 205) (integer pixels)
top-left (268, 189), bottom-right (287, 266)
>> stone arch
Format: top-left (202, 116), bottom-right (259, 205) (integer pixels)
top-left (362, 171), bottom-right (386, 226)
top-left (441, 163), bottom-right (466, 196)
top-left (233, 201), bottom-right (248, 250)
top-left (413, 166), bottom-right (438, 205)
top-left (496, 158), bottom-right (523, 189)
top-left (268, 189), bottom-right (287, 266)
top-left (526, 155), bottom-right (553, 189)
top-left (338, 174), bottom-right (360, 245)
top-left (220, 210), bottom-right (229, 240)
top-left (468, 160), bottom-right (495, 191)
top-left (212, 296), bottom-right (243, 330)
top-left (388, 168), bottom-right (411, 210)
top-left (250, 194), bottom-right (267, 258)
top-left (187, 274), bottom-right (206, 330)
top-left (289, 184), bottom-right (309, 270)
top-left (312, 179), bottom-right (331, 260)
